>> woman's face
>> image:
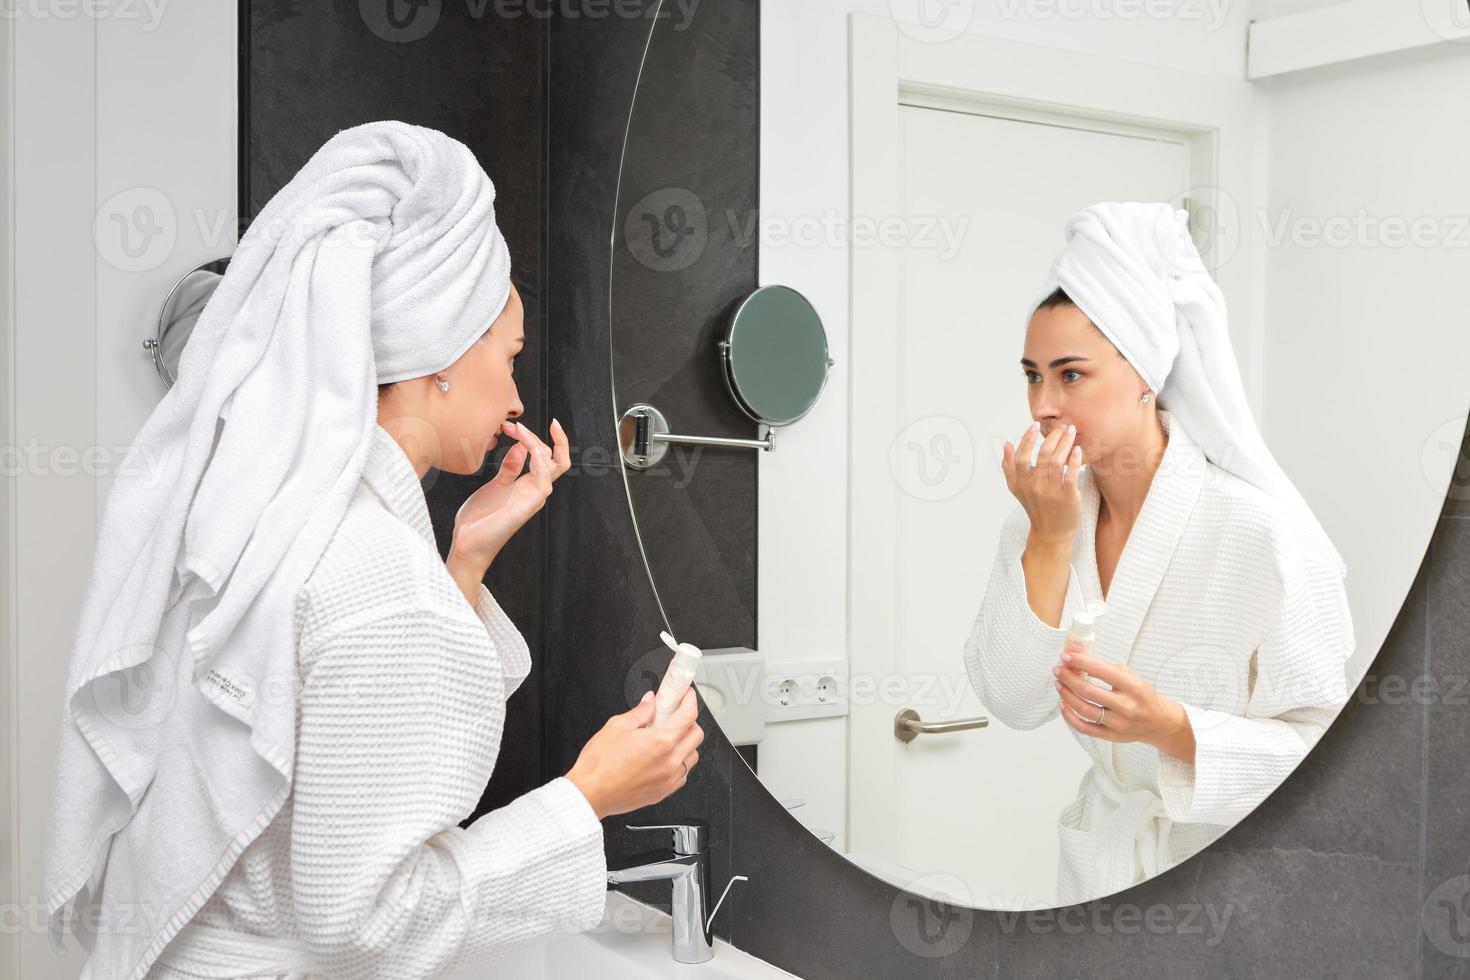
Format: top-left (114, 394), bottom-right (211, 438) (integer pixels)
top-left (1021, 301), bottom-right (1146, 471)
top-left (377, 283), bottom-right (527, 477)
top-left (437, 282), bottom-right (527, 474)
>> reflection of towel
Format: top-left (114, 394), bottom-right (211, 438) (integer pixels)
top-left (1029, 201), bottom-right (1346, 577)
top-left (43, 120), bottom-right (512, 980)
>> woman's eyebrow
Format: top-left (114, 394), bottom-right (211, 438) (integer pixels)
top-left (1020, 355), bottom-right (1091, 368)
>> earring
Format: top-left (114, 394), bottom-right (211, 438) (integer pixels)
top-left (435, 373), bottom-right (449, 393)
top-left (1140, 391), bottom-right (1152, 403)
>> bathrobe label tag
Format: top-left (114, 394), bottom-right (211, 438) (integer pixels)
top-left (203, 667), bottom-right (256, 709)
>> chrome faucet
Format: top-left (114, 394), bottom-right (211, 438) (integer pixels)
top-left (606, 820), bottom-right (748, 964)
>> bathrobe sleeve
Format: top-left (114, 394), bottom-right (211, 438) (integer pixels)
top-left (288, 599), bottom-right (607, 980)
top-left (964, 505), bottom-right (1088, 730)
top-left (473, 582), bottom-right (533, 698)
top-left (1156, 542), bottom-right (1354, 827)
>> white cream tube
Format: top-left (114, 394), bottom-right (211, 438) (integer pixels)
top-left (654, 630), bottom-right (703, 728)
top-left (1065, 599), bottom-right (1108, 652)
top-left (1065, 600), bottom-right (1109, 693)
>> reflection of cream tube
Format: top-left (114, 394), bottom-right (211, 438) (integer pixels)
top-left (1065, 600), bottom-right (1108, 653)
top-left (1065, 600), bottom-right (1109, 694)
top-left (654, 630), bottom-right (703, 727)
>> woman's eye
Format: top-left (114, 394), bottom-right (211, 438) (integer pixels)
top-left (1024, 370), bottom-right (1081, 383)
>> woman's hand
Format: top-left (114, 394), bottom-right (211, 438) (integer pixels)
top-left (449, 419), bottom-right (571, 572)
top-left (1052, 640), bottom-right (1197, 764)
top-left (1002, 421), bottom-right (1082, 547)
top-left (565, 688), bottom-right (704, 820)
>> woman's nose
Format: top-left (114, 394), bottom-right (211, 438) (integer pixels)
top-left (1034, 396), bottom-right (1064, 419)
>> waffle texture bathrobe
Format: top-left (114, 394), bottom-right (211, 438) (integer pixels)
top-left (963, 409), bottom-right (1354, 906)
top-left (142, 424), bottom-right (607, 979)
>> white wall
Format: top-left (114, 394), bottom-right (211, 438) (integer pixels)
top-left (7, 13), bottom-right (97, 980)
top-left (1, 9), bottom-right (16, 975)
top-left (1255, 38), bottom-right (1470, 684)
top-left (1261, 0), bottom-right (1349, 14)
top-left (3, 4), bottom-right (236, 978)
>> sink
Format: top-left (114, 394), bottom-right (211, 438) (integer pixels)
top-left (437, 888), bottom-right (799, 979)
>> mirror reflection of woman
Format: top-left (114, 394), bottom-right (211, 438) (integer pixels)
top-left (963, 202), bottom-right (1355, 907)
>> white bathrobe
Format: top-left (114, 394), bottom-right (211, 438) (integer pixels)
top-left (963, 409), bottom-right (1354, 906)
top-left (137, 424), bottom-right (607, 980)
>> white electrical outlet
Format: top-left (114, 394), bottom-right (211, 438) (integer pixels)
top-left (763, 659), bottom-right (847, 722)
top-left (692, 646), bottom-right (766, 745)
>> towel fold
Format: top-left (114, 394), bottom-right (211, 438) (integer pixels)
top-left (1029, 201), bottom-right (1346, 577)
top-left (42, 119), bottom-right (513, 980)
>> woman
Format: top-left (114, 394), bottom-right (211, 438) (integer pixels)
top-left (963, 202), bottom-right (1354, 907)
top-left (42, 121), bottom-right (701, 980)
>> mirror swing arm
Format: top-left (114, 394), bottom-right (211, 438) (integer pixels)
top-left (621, 401), bottom-right (776, 471)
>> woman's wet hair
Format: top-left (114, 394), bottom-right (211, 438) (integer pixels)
top-left (1035, 285), bottom-right (1073, 312)
top-left (1035, 285), bottom-right (1123, 359)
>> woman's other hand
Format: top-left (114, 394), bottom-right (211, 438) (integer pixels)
top-left (449, 418), bottom-right (571, 571)
top-left (1052, 642), bottom-right (1196, 763)
top-left (564, 688), bottom-right (704, 820)
top-left (1002, 421), bottom-right (1082, 548)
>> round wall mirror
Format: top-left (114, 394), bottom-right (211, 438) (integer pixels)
top-left (609, 0), bottom-right (1464, 914)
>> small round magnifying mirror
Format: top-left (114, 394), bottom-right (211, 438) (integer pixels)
top-left (619, 284), bottom-right (833, 470)
top-left (720, 284), bottom-right (831, 426)
top-left (145, 257), bottom-right (230, 389)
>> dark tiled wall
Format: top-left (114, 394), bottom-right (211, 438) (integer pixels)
top-left (543, 0), bottom-right (758, 936)
top-left (607, 0), bottom-right (761, 647)
top-left (244, 0), bottom-right (548, 814)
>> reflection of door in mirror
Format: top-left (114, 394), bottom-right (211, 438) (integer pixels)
top-left (851, 104), bottom-right (1192, 908)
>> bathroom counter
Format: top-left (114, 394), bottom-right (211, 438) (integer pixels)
top-left (438, 888), bottom-right (799, 979)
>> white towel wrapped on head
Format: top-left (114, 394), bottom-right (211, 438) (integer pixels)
top-left (1028, 201), bottom-right (1346, 578)
top-left (43, 119), bottom-right (513, 980)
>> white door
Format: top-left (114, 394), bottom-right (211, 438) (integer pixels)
top-left (846, 99), bottom-right (1194, 908)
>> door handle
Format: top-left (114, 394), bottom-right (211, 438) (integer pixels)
top-left (893, 708), bottom-right (989, 743)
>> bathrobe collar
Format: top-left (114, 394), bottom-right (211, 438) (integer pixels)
top-left (361, 423), bottom-right (437, 549)
top-left (1076, 408), bottom-right (1210, 676)
top-left (1066, 409), bottom-right (1213, 886)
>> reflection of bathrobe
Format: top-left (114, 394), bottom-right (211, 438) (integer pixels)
top-left (963, 409), bottom-right (1353, 907)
